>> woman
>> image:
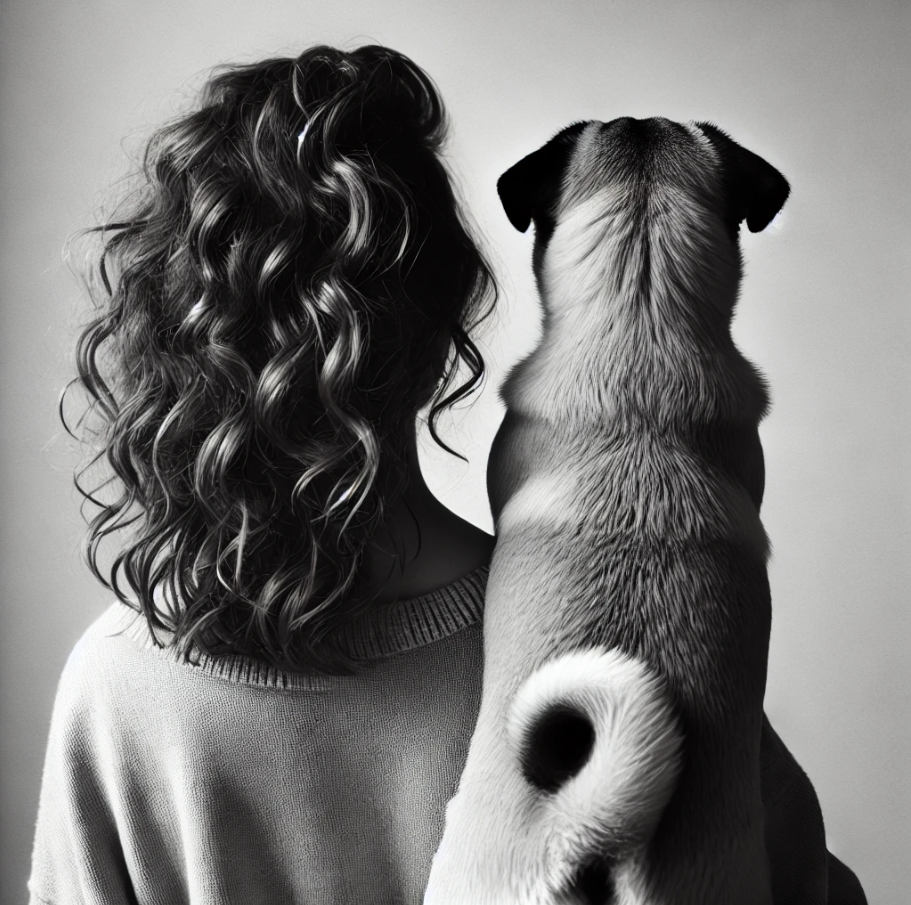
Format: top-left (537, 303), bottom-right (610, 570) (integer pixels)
top-left (31, 45), bottom-right (495, 905)
top-left (30, 44), bottom-right (864, 905)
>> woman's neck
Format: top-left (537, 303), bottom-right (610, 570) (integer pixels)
top-left (355, 427), bottom-right (495, 604)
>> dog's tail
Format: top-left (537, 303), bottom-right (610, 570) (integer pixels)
top-left (425, 648), bottom-right (682, 904)
top-left (508, 648), bottom-right (682, 898)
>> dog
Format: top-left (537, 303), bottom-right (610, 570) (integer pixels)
top-left (424, 118), bottom-right (790, 905)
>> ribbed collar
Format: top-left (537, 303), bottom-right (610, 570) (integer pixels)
top-left (109, 563), bottom-right (490, 691)
top-left (334, 563), bottom-right (489, 660)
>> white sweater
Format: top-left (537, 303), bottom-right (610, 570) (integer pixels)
top-left (29, 566), bottom-right (489, 905)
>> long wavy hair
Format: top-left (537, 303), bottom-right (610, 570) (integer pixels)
top-left (65, 45), bottom-right (497, 674)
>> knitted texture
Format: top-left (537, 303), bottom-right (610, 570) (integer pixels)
top-left (29, 567), bottom-right (488, 905)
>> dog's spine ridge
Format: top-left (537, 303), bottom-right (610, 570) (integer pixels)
top-left (506, 648), bottom-right (682, 891)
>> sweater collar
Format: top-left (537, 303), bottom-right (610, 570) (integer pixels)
top-left (333, 562), bottom-right (489, 661)
top-left (112, 562), bottom-right (490, 689)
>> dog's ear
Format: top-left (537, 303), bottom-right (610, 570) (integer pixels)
top-left (695, 122), bottom-right (790, 233)
top-left (497, 123), bottom-right (588, 233)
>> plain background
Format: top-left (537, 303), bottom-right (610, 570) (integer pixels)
top-left (2, 0), bottom-right (908, 901)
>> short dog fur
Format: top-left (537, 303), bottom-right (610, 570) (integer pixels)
top-left (425, 118), bottom-right (791, 904)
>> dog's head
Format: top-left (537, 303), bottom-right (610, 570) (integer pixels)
top-left (497, 118), bottom-right (789, 303)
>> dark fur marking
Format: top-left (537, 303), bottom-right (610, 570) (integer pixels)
top-left (497, 122), bottom-right (588, 241)
top-left (695, 121), bottom-right (790, 234)
top-left (568, 858), bottom-right (615, 905)
top-left (520, 703), bottom-right (595, 793)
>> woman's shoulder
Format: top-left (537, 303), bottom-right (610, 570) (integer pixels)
top-left (52, 603), bottom-right (153, 718)
top-left (57, 601), bottom-right (178, 700)
top-left (55, 601), bottom-right (337, 713)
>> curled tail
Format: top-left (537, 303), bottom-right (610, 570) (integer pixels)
top-left (427, 648), bottom-right (682, 904)
top-left (506, 648), bottom-right (682, 899)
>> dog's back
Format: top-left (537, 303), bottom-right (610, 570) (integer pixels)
top-left (426, 118), bottom-right (789, 905)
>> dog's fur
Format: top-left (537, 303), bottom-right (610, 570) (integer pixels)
top-left (425, 118), bottom-right (790, 904)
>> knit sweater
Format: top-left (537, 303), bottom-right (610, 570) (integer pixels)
top-left (29, 563), bottom-right (866, 905)
top-left (29, 566), bottom-right (489, 905)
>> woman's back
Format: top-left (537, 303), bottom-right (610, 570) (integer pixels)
top-left (30, 567), bottom-right (488, 905)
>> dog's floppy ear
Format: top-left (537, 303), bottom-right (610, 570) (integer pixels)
top-left (497, 123), bottom-right (588, 233)
top-left (695, 122), bottom-right (790, 233)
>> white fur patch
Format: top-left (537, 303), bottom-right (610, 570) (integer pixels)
top-left (424, 649), bottom-right (681, 905)
top-left (496, 472), bottom-right (580, 535)
top-left (508, 650), bottom-right (681, 897)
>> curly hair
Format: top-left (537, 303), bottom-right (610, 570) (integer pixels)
top-left (65, 45), bottom-right (497, 674)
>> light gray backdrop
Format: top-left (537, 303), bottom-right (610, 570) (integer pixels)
top-left (2, 1), bottom-right (908, 902)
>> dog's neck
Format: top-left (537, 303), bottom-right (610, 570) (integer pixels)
top-left (505, 188), bottom-right (768, 430)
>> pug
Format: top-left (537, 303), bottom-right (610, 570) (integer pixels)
top-left (426, 117), bottom-right (791, 905)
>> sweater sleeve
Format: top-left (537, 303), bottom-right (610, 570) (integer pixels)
top-left (28, 629), bottom-right (138, 905)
